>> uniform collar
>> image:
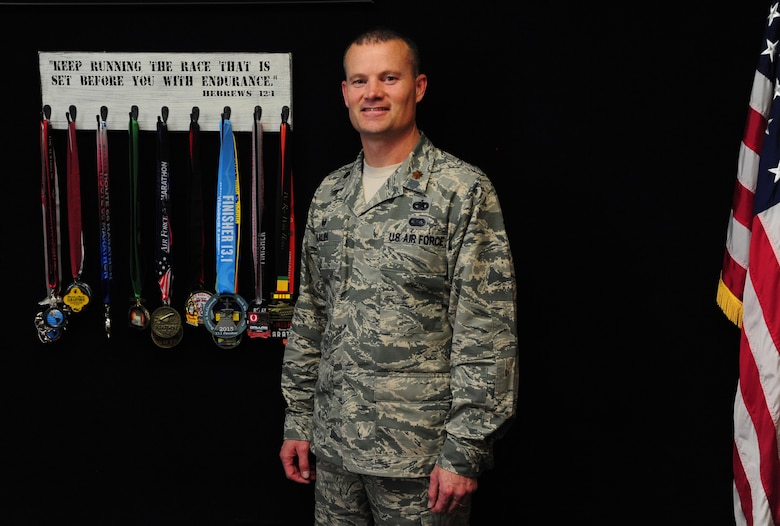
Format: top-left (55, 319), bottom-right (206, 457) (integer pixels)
top-left (332, 132), bottom-right (434, 198)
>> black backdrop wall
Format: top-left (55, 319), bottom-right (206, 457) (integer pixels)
top-left (4, 1), bottom-right (521, 525)
top-left (1, 1), bottom-right (773, 525)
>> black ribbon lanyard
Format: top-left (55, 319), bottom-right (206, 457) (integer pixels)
top-left (127, 105), bottom-right (151, 331)
top-left (149, 106), bottom-right (183, 348)
top-left (269, 106), bottom-right (295, 341)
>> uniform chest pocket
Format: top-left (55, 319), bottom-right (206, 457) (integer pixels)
top-left (316, 238), bottom-right (342, 271)
top-left (379, 228), bottom-right (447, 334)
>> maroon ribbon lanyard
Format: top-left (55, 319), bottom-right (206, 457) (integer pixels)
top-left (62, 105), bottom-right (92, 314)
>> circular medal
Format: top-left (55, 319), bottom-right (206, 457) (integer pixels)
top-left (43, 304), bottom-right (68, 329)
top-left (203, 293), bottom-right (248, 339)
top-left (128, 300), bottom-right (150, 330)
top-left (63, 280), bottom-right (92, 313)
top-left (35, 311), bottom-right (63, 343)
top-left (37, 325), bottom-right (63, 343)
top-left (184, 290), bottom-right (212, 327)
top-left (212, 333), bottom-right (242, 349)
top-left (150, 305), bottom-right (182, 339)
top-left (151, 325), bottom-right (184, 349)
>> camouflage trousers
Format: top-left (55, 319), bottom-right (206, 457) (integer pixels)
top-left (313, 458), bottom-right (471, 526)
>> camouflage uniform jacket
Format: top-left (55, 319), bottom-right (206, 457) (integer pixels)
top-left (281, 133), bottom-right (518, 479)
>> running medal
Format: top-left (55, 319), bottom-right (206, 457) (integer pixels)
top-left (38, 294), bottom-right (68, 331)
top-left (247, 304), bottom-right (271, 339)
top-left (63, 281), bottom-right (92, 313)
top-left (150, 304), bottom-right (184, 348)
top-left (185, 289), bottom-right (212, 327)
top-left (204, 293), bottom-right (248, 340)
top-left (35, 310), bottom-right (63, 343)
top-left (128, 298), bottom-right (150, 330)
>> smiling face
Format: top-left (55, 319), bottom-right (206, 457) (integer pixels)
top-left (341, 38), bottom-right (427, 145)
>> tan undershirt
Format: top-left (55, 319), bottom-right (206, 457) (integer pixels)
top-left (363, 161), bottom-right (401, 201)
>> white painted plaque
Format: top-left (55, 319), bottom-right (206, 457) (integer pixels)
top-left (39, 51), bottom-right (292, 132)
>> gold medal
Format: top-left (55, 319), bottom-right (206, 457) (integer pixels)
top-left (150, 305), bottom-right (182, 339)
top-left (151, 325), bottom-right (184, 349)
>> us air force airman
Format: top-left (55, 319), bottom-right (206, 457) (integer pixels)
top-left (280, 28), bottom-right (518, 526)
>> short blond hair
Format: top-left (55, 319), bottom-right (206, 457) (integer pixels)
top-left (343, 28), bottom-right (421, 76)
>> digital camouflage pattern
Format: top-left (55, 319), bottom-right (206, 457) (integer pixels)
top-left (313, 458), bottom-right (471, 525)
top-left (281, 133), bottom-right (518, 479)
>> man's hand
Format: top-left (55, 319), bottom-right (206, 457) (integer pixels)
top-left (279, 439), bottom-right (316, 484)
top-left (427, 464), bottom-right (478, 514)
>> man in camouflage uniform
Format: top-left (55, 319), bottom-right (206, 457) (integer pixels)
top-left (280, 27), bottom-right (518, 526)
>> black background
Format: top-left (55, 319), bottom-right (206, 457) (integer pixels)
top-left (0, 1), bottom-right (770, 524)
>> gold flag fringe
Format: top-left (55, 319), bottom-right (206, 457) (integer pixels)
top-left (717, 274), bottom-right (743, 328)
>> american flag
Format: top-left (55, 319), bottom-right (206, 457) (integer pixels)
top-left (718, 2), bottom-right (780, 524)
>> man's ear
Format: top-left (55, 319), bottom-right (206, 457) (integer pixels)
top-left (416, 74), bottom-right (428, 103)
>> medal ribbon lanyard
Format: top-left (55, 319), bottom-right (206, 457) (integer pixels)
top-left (204, 107), bottom-right (248, 344)
top-left (39, 106), bottom-right (63, 304)
top-left (35, 105), bottom-right (67, 343)
top-left (63, 106), bottom-right (92, 314)
top-left (155, 107), bottom-right (173, 305)
top-left (128, 106), bottom-right (146, 314)
top-left (215, 108), bottom-right (240, 296)
top-left (251, 105), bottom-right (266, 306)
top-left (35, 105), bottom-right (73, 342)
top-left (183, 107), bottom-right (212, 329)
top-left (127, 106), bottom-right (143, 302)
top-left (273, 106), bottom-right (295, 301)
top-left (96, 106), bottom-right (113, 337)
top-left (246, 106), bottom-right (271, 339)
top-left (187, 107), bottom-right (206, 292)
top-left (66, 108), bottom-right (83, 283)
top-left (148, 106), bottom-right (184, 349)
